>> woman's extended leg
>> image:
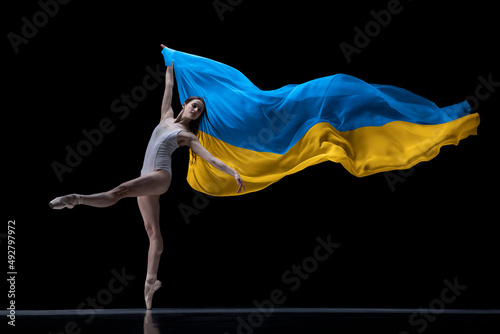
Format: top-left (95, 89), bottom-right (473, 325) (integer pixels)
top-left (138, 194), bottom-right (163, 309)
top-left (49, 171), bottom-right (171, 209)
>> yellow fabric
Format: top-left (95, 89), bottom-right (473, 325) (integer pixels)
top-left (187, 114), bottom-right (480, 196)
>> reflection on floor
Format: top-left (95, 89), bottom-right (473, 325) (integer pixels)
top-left (5, 308), bottom-right (499, 334)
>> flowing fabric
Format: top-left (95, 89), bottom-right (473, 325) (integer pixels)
top-left (161, 47), bottom-right (480, 196)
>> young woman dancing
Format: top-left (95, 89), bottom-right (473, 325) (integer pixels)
top-left (49, 45), bottom-right (246, 309)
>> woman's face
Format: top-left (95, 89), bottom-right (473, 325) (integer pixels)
top-left (184, 99), bottom-right (204, 120)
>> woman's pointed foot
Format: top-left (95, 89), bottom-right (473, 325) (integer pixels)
top-left (145, 280), bottom-right (162, 310)
top-left (49, 194), bottom-right (82, 210)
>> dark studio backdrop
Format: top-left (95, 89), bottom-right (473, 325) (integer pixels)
top-left (4, 0), bottom-right (499, 312)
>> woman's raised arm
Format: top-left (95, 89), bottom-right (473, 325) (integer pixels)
top-left (160, 45), bottom-right (174, 121)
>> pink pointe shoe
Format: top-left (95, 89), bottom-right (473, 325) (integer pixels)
top-left (145, 276), bottom-right (162, 310)
top-left (49, 195), bottom-right (83, 210)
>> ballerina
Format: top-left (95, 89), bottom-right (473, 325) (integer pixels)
top-left (49, 45), bottom-right (245, 309)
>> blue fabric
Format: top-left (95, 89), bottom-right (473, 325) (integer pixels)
top-left (162, 47), bottom-right (471, 154)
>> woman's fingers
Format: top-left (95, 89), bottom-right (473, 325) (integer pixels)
top-left (236, 178), bottom-right (245, 193)
top-left (160, 44), bottom-right (166, 49)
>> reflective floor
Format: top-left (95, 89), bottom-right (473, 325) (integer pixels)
top-left (6, 308), bottom-right (499, 334)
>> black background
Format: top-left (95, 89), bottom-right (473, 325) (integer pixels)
top-left (4, 0), bottom-right (499, 311)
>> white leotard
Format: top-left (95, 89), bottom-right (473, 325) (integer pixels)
top-left (141, 119), bottom-right (184, 176)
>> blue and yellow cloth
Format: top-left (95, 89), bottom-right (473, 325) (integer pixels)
top-left (162, 47), bottom-right (479, 196)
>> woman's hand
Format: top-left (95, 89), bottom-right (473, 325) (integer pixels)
top-left (234, 173), bottom-right (245, 193)
top-left (160, 44), bottom-right (173, 67)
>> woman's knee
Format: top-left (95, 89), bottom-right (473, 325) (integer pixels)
top-left (147, 229), bottom-right (163, 252)
top-left (109, 184), bottom-right (130, 199)
top-left (145, 224), bottom-right (163, 241)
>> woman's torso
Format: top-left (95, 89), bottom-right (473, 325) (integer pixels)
top-left (140, 118), bottom-right (188, 175)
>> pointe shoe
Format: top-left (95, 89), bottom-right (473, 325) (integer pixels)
top-left (49, 195), bottom-right (82, 210)
top-left (145, 280), bottom-right (162, 310)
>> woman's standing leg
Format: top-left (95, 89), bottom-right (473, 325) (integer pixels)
top-left (138, 195), bottom-right (163, 277)
top-left (138, 194), bottom-right (164, 309)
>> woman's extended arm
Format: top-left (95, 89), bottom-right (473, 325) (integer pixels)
top-left (184, 133), bottom-right (245, 193)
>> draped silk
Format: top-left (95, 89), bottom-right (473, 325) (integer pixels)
top-left (161, 47), bottom-right (479, 196)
